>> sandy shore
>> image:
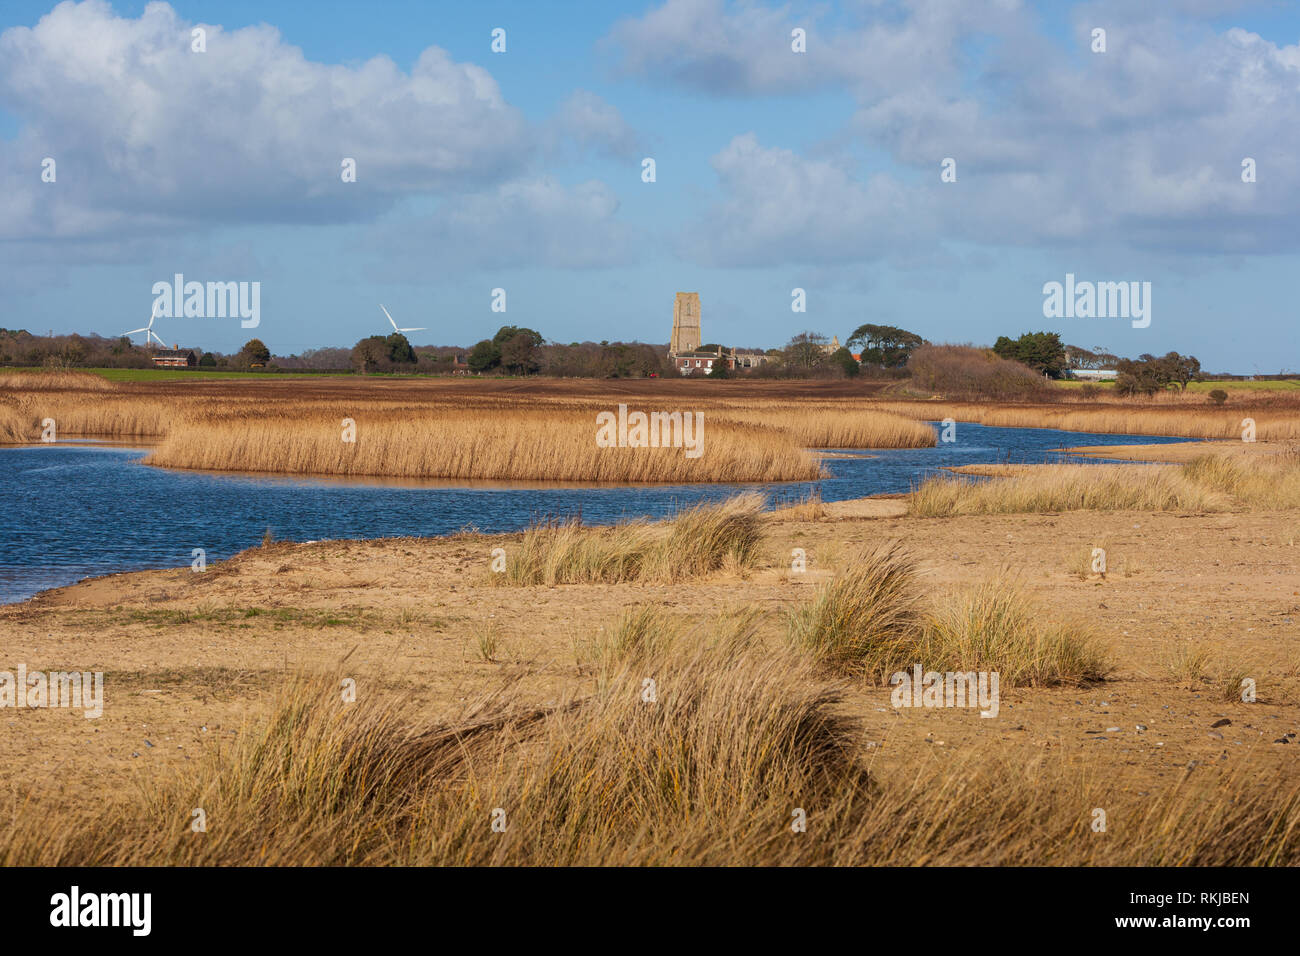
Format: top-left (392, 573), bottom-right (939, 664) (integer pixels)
top-left (1066, 440), bottom-right (1291, 462)
top-left (3, 498), bottom-right (1297, 813)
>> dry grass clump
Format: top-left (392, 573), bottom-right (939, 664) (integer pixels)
top-left (497, 493), bottom-right (765, 586)
top-left (917, 579), bottom-right (1110, 687)
top-left (788, 548), bottom-right (1109, 686)
top-left (786, 542), bottom-right (923, 679)
top-left (909, 464), bottom-right (1229, 516)
top-left (1182, 448), bottom-right (1300, 509)
top-left (772, 488), bottom-right (827, 521)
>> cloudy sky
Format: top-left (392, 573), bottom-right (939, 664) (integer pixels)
top-left (1, 0), bottom-right (1297, 371)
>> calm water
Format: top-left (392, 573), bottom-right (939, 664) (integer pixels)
top-left (0, 423), bottom-right (1192, 604)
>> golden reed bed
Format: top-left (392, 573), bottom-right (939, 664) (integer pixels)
top-left (877, 399), bottom-right (1300, 441)
top-left (0, 372), bottom-right (934, 483)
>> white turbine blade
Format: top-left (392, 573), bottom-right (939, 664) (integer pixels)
top-left (398, 326), bottom-right (426, 333)
top-left (124, 327), bottom-right (148, 335)
top-left (380, 304), bottom-right (398, 331)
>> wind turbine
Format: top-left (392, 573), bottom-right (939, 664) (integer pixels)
top-left (380, 304), bottom-right (425, 334)
top-left (123, 307), bottom-right (167, 348)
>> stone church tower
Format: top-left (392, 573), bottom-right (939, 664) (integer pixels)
top-left (670, 292), bottom-right (701, 354)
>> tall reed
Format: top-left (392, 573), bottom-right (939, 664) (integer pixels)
top-left (909, 464), bottom-right (1229, 516)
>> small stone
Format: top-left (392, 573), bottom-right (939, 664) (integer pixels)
top-left (1106, 727), bottom-right (1121, 732)
top-left (144, 740), bottom-right (154, 748)
top-left (1275, 737), bottom-right (1291, 744)
top-left (1207, 731), bottom-right (1224, 740)
top-left (1136, 724), bottom-right (1148, 732)
top-left (1211, 718), bottom-right (1231, 728)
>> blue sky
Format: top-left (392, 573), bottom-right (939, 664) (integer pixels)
top-left (1, 0), bottom-right (1298, 372)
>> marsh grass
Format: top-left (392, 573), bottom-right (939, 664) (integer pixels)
top-left (717, 407), bottom-right (935, 448)
top-left (878, 398), bottom-right (1300, 441)
top-left (1068, 544), bottom-right (1105, 580)
top-left (0, 642), bottom-right (871, 865)
top-left (789, 549), bottom-right (1108, 686)
top-left (911, 449), bottom-right (1300, 516)
top-left (909, 464), bottom-right (1229, 516)
top-left (496, 493), bottom-right (765, 586)
top-left (1183, 448), bottom-right (1300, 509)
top-left (472, 621), bottom-right (502, 663)
top-left (787, 542), bottom-right (923, 679)
top-left (774, 488), bottom-right (828, 522)
top-left (3, 656), bottom-right (1295, 865)
top-left (917, 578), bottom-right (1110, 687)
top-left (1164, 641), bottom-right (1213, 686)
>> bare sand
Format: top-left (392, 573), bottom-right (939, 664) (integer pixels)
top-left (3, 498), bottom-right (1297, 813)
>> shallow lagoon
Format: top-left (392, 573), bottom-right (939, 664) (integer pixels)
top-left (0, 423), bottom-right (1191, 604)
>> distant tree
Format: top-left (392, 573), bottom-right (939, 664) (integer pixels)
top-left (384, 332), bottom-right (415, 365)
top-left (499, 331), bottom-right (540, 375)
top-left (199, 352), bottom-right (216, 367)
top-left (1115, 352), bottom-right (1201, 394)
top-left (830, 346), bottom-right (860, 378)
top-left (239, 338), bottom-right (271, 366)
top-left (350, 336), bottom-right (389, 373)
top-left (847, 324), bottom-right (925, 367)
top-left (1064, 344), bottom-right (1100, 370)
top-left (706, 360), bottom-right (731, 379)
top-left (467, 339), bottom-right (502, 373)
top-left (1208, 389), bottom-right (1228, 406)
top-left (783, 332), bottom-right (829, 370)
top-left (491, 326), bottom-right (543, 348)
top-left (993, 331), bottom-right (1066, 378)
top-left (1162, 351), bottom-right (1201, 390)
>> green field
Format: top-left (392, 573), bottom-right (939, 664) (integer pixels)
top-left (1186, 378), bottom-right (1300, 392)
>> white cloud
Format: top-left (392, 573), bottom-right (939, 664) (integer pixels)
top-left (0, 0), bottom-right (530, 241)
top-left (681, 133), bottom-right (933, 266)
top-left (373, 177), bottom-right (636, 273)
top-left (547, 90), bottom-right (644, 160)
top-left (618, 0), bottom-right (1300, 263)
